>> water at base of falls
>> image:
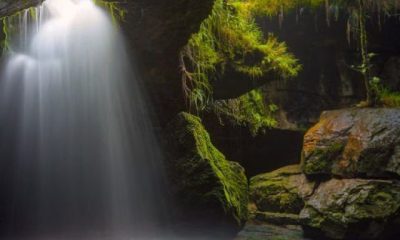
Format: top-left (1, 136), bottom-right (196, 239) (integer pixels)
top-left (0, 0), bottom-right (168, 239)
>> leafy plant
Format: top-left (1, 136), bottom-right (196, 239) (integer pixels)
top-left (181, 0), bottom-right (301, 133)
top-left (236, 0), bottom-right (400, 106)
top-left (212, 88), bottom-right (279, 136)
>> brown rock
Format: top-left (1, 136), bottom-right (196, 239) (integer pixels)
top-left (250, 165), bottom-right (315, 214)
top-left (302, 108), bottom-right (400, 178)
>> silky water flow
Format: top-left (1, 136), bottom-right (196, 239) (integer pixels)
top-left (0, 0), bottom-right (167, 239)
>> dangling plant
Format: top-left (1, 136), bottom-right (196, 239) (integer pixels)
top-left (240, 0), bottom-right (400, 106)
top-left (329, 0), bottom-right (400, 106)
top-left (181, 0), bottom-right (301, 134)
top-left (213, 88), bottom-right (279, 136)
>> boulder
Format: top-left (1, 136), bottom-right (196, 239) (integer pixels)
top-left (250, 165), bottom-right (315, 214)
top-left (300, 178), bottom-right (400, 239)
top-left (302, 108), bottom-right (400, 178)
top-left (166, 112), bottom-right (248, 226)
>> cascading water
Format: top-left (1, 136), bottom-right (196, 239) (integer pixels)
top-left (0, 0), bottom-right (167, 239)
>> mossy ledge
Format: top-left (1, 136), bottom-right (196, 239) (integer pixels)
top-left (167, 112), bottom-right (249, 225)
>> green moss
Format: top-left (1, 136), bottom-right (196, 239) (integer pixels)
top-left (231, 0), bottom-right (324, 18)
top-left (301, 180), bottom-right (400, 239)
top-left (2, 18), bottom-right (10, 53)
top-left (250, 165), bottom-right (310, 214)
top-left (212, 89), bottom-right (278, 136)
top-left (172, 112), bottom-right (249, 224)
top-left (0, 7), bottom-right (37, 53)
top-left (181, 0), bottom-right (301, 112)
top-left (346, 184), bottom-right (400, 220)
top-left (93, 0), bottom-right (126, 24)
top-left (303, 142), bottom-right (345, 175)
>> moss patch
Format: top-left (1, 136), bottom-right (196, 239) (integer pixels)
top-left (168, 112), bottom-right (249, 224)
top-left (250, 165), bottom-right (314, 214)
top-left (300, 179), bottom-right (400, 239)
top-left (181, 0), bottom-right (301, 112)
top-left (212, 89), bottom-right (278, 136)
top-left (302, 142), bottom-right (345, 175)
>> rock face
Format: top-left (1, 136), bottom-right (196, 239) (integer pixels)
top-left (250, 165), bottom-right (314, 215)
top-left (118, 0), bottom-right (214, 126)
top-left (0, 0), bottom-right (42, 17)
top-left (259, 11), bottom-right (400, 130)
top-left (248, 109), bottom-right (400, 239)
top-left (166, 112), bottom-right (248, 227)
top-left (300, 179), bottom-right (400, 239)
top-left (302, 108), bottom-right (400, 178)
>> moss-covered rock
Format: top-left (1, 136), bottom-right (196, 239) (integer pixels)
top-left (300, 178), bottom-right (400, 239)
top-left (250, 165), bottom-right (315, 215)
top-left (302, 108), bottom-right (400, 178)
top-left (166, 112), bottom-right (248, 226)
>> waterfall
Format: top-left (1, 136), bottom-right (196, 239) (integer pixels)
top-left (0, 0), bottom-right (166, 238)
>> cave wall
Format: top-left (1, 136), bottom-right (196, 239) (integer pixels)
top-left (0, 0), bottom-right (43, 17)
top-left (259, 10), bottom-right (400, 129)
top-left (116, 0), bottom-right (214, 126)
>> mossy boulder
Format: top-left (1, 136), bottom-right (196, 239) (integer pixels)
top-left (300, 178), bottom-right (400, 239)
top-left (166, 112), bottom-right (248, 226)
top-left (302, 108), bottom-right (400, 178)
top-left (250, 165), bottom-right (315, 215)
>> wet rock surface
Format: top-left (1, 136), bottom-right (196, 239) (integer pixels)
top-left (300, 178), bottom-right (400, 239)
top-left (0, 0), bottom-right (42, 17)
top-left (302, 108), bottom-right (400, 178)
top-left (243, 108), bottom-right (400, 240)
top-left (250, 165), bottom-right (315, 214)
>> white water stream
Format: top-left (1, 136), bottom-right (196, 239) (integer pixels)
top-left (0, 0), bottom-right (166, 238)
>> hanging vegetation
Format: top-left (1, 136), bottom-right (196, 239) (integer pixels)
top-left (181, 0), bottom-right (301, 134)
top-left (213, 89), bottom-right (279, 136)
top-left (248, 0), bottom-right (400, 106)
top-left (93, 0), bottom-right (126, 23)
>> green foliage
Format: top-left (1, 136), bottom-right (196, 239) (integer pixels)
top-left (181, 0), bottom-right (300, 133)
top-left (212, 89), bottom-right (278, 136)
top-left (369, 77), bottom-right (400, 107)
top-left (231, 0), bottom-right (324, 18)
top-left (93, 0), bottom-right (126, 24)
top-left (0, 7), bottom-right (36, 53)
top-left (172, 112), bottom-right (249, 224)
top-left (379, 91), bottom-right (400, 108)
